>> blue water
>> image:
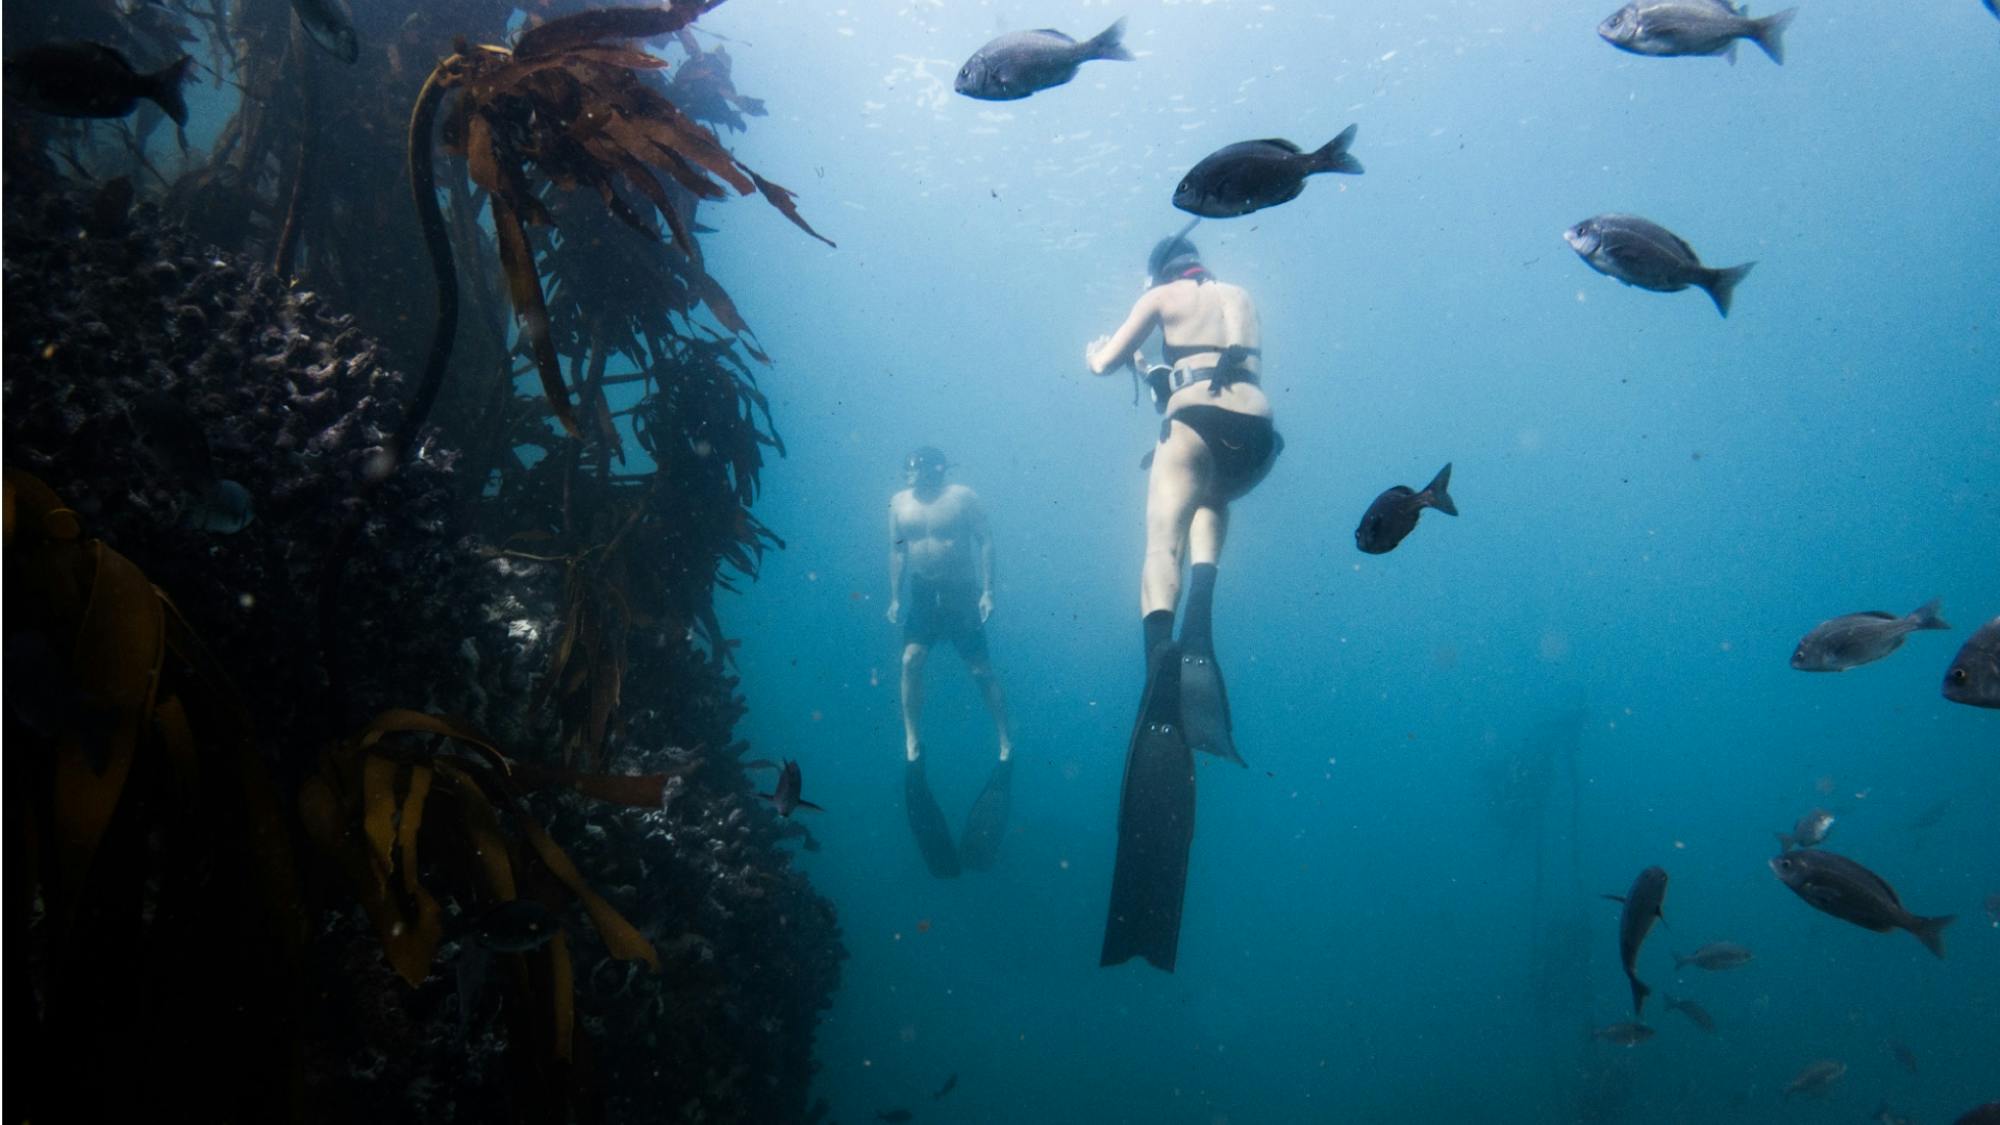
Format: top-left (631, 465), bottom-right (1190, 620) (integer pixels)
top-left (694, 1), bottom-right (1993, 1120)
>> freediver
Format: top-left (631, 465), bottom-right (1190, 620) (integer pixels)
top-left (1083, 227), bottom-right (1281, 970)
top-left (886, 446), bottom-right (1015, 877)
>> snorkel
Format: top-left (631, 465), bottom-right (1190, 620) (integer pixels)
top-left (1134, 218), bottom-right (1203, 411)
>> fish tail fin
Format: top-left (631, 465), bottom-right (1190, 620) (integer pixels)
top-left (1701, 261), bottom-right (1755, 317)
top-left (145, 54), bottom-right (194, 128)
top-left (1908, 597), bottom-right (1949, 631)
top-left (1309, 124), bottom-right (1364, 175)
top-left (1421, 462), bottom-right (1457, 516)
top-left (1908, 913), bottom-right (1954, 959)
top-left (1752, 8), bottom-right (1797, 64)
top-left (1083, 17), bottom-right (1133, 62)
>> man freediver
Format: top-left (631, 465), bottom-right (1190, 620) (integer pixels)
top-left (1083, 228), bottom-right (1281, 971)
top-left (887, 446), bottom-right (1015, 877)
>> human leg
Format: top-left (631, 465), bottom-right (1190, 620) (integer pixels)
top-left (1140, 419), bottom-right (1207, 656)
top-left (965, 654), bottom-right (1013, 761)
top-left (899, 641), bottom-right (929, 761)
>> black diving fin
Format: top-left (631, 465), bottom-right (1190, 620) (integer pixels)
top-left (959, 758), bottom-right (1013, 871)
top-left (1101, 642), bottom-right (1195, 972)
top-left (905, 759), bottom-right (961, 878)
top-left (1178, 644), bottom-right (1243, 767)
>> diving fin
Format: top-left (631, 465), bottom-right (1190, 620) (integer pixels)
top-left (959, 758), bottom-right (1014, 871)
top-left (905, 759), bottom-right (961, 878)
top-left (1179, 646), bottom-right (1243, 766)
top-left (1101, 642), bottom-right (1195, 972)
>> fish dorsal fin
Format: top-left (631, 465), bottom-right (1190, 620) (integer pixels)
top-left (1257, 138), bottom-right (1304, 153)
top-left (1602, 894), bottom-right (1627, 905)
top-left (1032, 28), bottom-right (1077, 42)
top-left (1859, 611), bottom-right (1898, 620)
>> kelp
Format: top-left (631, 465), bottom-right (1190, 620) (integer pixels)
top-left (5, 468), bottom-right (306, 1122)
top-left (407, 0), bottom-right (832, 444)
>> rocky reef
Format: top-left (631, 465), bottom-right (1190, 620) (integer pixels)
top-left (4, 185), bottom-right (844, 1123)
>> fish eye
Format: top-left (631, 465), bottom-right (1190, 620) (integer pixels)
top-left (1949, 667), bottom-right (1968, 683)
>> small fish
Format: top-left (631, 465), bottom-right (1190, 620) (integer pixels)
top-left (1604, 866), bottom-right (1669, 1017)
top-left (1874, 1102), bottom-right (1917, 1125)
top-left (1563, 213), bottom-right (1754, 317)
top-left (3, 41), bottom-right (191, 127)
top-left (1354, 463), bottom-right (1457, 554)
top-left (183, 479), bottom-right (255, 534)
top-left (1941, 616), bottom-right (2000, 708)
top-left (1775, 808), bottom-right (1834, 851)
top-left (1591, 1021), bottom-right (1656, 1045)
top-left (875, 1111), bottom-right (914, 1124)
top-left (290, 0), bottom-right (359, 63)
top-left (1782, 1058), bottom-right (1847, 1100)
top-left (1769, 849), bottom-right (1954, 958)
top-left (932, 1074), bottom-right (957, 1100)
top-left (1956, 1103), bottom-right (2000, 1125)
top-left (1662, 994), bottom-right (1717, 1033)
top-left (760, 759), bottom-right (824, 818)
top-left (460, 899), bottom-right (560, 953)
top-left (1792, 599), bottom-right (1951, 672)
top-left (1889, 1039), bottom-right (1920, 1074)
top-left (1173, 126), bottom-right (1364, 219)
top-left (1672, 941), bottom-right (1753, 970)
top-left (1910, 797), bottom-right (1956, 831)
top-left (1597, 1), bottom-right (1797, 64)
top-left (953, 19), bottom-right (1130, 101)
top-left (1986, 892), bottom-right (2000, 927)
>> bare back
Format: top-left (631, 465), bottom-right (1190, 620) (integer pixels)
top-left (1154, 279), bottom-right (1269, 419)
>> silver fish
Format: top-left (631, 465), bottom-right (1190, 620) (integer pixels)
top-left (291, 0), bottom-right (359, 64)
top-left (953, 19), bottom-right (1130, 101)
top-left (1782, 1058), bottom-right (1846, 1100)
top-left (1605, 866), bottom-right (1668, 1016)
top-left (1662, 994), bottom-right (1716, 1033)
top-left (1672, 941), bottom-right (1753, 970)
top-left (760, 759), bottom-right (824, 818)
top-left (1564, 213), bottom-right (1754, 317)
top-left (1941, 616), bottom-right (2000, 709)
top-left (1597, 1), bottom-right (1797, 64)
top-left (1792, 598), bottom-right (1950, 672)
top-left (1775, 808), bottom-right (1833, 851)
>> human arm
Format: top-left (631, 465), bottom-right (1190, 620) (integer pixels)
top-left (1084, 291), bottom-right (1159, 376)
top-left (968, 491), bottom-right (995, 622)
top-left (886, 500), bottom-right (906, 624)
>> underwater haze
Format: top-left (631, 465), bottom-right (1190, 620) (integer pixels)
top-left (696, 0), bottom-right (1999, 1121)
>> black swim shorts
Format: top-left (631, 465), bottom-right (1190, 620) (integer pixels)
top-left (902, 575), bottom-right (988, 658)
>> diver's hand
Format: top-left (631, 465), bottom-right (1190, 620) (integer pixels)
top-left (1084, 336), bottom-right (1111, 374)
top-left (885, 600), bottom-right (900, 625)
top-left (978, 590), bottom-right (994, 623)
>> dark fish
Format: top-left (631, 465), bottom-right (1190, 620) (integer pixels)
top-left (932, 1074), bottom-right (957, 1100)
top-left (461, 899), bottom-right (560, 953)
top-left (291, 0), bottom-right (359, 63)
top-left (1604, 866), bottom-right (1668, 1016)
top-left (1775, 808), bottom-right (1834, 851)
top-left (1563, 213), bottom-right (1754, 317)
top-left (3, 41), bottom-right (191, 127)
top-left (1672, 941), bottom-right (1753, 970)
top-left (1662, 993), bottom-right (1716, 1033)
top-left (1910, 796), bottom-right (1955, 831)
top-left (1955, 1103), bottom-right (2000, 1125)
top-left (1769, 849), bottom-right (1954, 958)
top-left (953, 19), bottom-right (1130, 101)
top-left (1941, 616), bottom-right (2000, 708)
top-left (1782, 1058), bottom-right (1846, 1100)
top-left (1173, 125), bottom-right (1364, 219)
top-left (875, 1112), bottom-right (914, 1124)
top-left (1791, 598), bottom-right (1950, 672)
top-left (1354, 463), bottom-right (1457, 555)
top-left (1597, 1), bottom-right (1796, 64)
top-left (1591, 1021), bottom-right (1655, 1045)
top-left (760, 759), bottom-right (824, 818)
top-left (1888, 1039), bottom-right (1919, 1074)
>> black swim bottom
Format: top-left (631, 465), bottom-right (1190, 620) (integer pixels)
top-left (1165, 405), bottom-right (1280, 498)
top-left (903, 575), bottom-right (989, 659)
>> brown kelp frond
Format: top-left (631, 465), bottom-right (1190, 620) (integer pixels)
top-left (301, 706), bottom-right (661, 993)
top-left (5, 468), bottom-right (304, 1116)
top-left (412, 1), bottom-right (833, 447)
